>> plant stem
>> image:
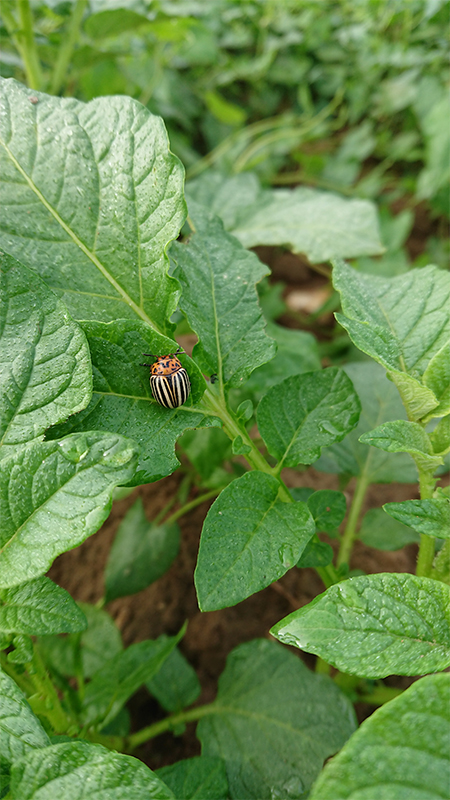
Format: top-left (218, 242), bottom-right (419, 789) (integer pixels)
top-left (26, 644), bottom-right (71, 731)
top-left (357, 685), bottom-right (403, 705)
top-left (430, 538), bottom-right (450, 583)
top-left (0, 653), bottom-right (36, 695)
top-left (50, 0), bottom-right (88, 95)
top-left (202, 387), bottom-right (278, 481)
top-left (153, 491), bottom-right (179, 526)
top-left (337, 474), bottom-right (370, 566)
top-left (416, 463), bottom-right (437, 577)
top-left (416, 534), bottom-right (435, 578)
top-left (165, 488), bottom-right (222, 524)
top-left (315, 657), bottom-right (331, 675)
top-left (126, 702), bottom-right (216, 751)
top-left (15, 0), bottom-right (43, 89)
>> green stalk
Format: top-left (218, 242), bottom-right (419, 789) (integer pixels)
top-left (416, 463), bottom-right (438, 577)
top-left (50, 0), bottom-right (88, 95)
top-left (186, 88), bottom-right (343, 180)
top-left (0, 652), bottom-right (36, 695)
top-left (357, 685), bottom-right (403, 705)
top-left (15, 0), bottom-right (43, 89)
top-left (337, 473), bottom-right (370, 567)
top-left (430, 538), bottom-right (450, 583)
top-left (25, 644), bottom-right (71, 732)
top-left (126, 702), bottom-right (216, 751)
top-left (164, 488), bottom-right (222, 525)
top-left (202, 386), bottom-right (279, 481)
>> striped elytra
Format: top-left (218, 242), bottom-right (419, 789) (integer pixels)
top-left (140, 349), bottom-right (191, 409)
top-left (150, 368), bottom-right (191, 409)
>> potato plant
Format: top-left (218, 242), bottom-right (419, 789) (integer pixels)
top-left (0, 78), bottom-right (449, 800)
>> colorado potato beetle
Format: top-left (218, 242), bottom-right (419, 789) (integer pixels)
top-left (140, 348), bottom-right (191, 409)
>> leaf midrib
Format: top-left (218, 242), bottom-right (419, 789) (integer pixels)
top-left (0, 137), bottom-right (159, 332)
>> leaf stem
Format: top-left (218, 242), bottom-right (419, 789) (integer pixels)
top-left (15, 0), bottom-right (43, 89)
top-left (126, 702), bottom-right (216, 751)
top-left (357, 685), bottom-right (403, 705)
top-left (202, 387), bottom-right (277, 480)
top-left (165, 488), bottom-right (222, 525)
top-left (337, 473), bottom-right (370, 566)
top-left (26, 644), bottom-right (71, 732)
top-left (50, 0), bottom-right (88, 95)
top-left (0, 652), bottom-right (35, 695)
top-left (416, 463), bottom-right (437, 577)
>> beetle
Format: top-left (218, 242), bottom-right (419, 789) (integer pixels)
top-left (140, 347), bottom-right (191, 409)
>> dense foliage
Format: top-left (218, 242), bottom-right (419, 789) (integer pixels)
top-left (0, 2), bottom-right (449, 799)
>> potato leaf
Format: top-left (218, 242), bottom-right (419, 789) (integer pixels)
top-left (197, 639), bottom-right (356, 800)
top-left (384, 498), bottom-right (450, 539)
top-left (10, 741), bottom-right (175, 800)
top-left (310, 674), bottom-right (450, 800)
top-left (195, 471), bottom-right (315, 611)
top-left (172, 202), bottom-right (276, 388)
top-left (0, 78), bottom-right (185, 334)
top-left (257, 368), bottom-right (361, 468)
top-left (0, 433), bottom-right (138, 588)
top-left (271, 573), bottom-right (450, 678)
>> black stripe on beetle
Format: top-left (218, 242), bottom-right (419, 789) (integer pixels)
top-left (140, 348), bottom-right (191, 409)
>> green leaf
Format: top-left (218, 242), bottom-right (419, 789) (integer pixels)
top-left (10, 740), bottom-right (175, 800)
top-left (309, 673), bottom-right (450, 800)
top-left (157, 757), bottom-right (229, 800)
top-left (315, 362), bottom-right (418, 483)
top-left (39, 604), bottom-right (123, 680)
top-left (0, 666), bottom-right (50, 795)
top-left (0, 78), bottom-right (185, 335)
top-left (431, 414), bottom-right (450, 455)
top-left (172, 202), bottom-right (276, 388)
top-left (243, 322), bottom-right (321, 399)
top-left (386, 370), bottom-right (440, 423)
top-left (146, 645), bottom-right (201, 713)
top-left (81, 628), bottom-right (184, 726)
top-left (423, 341), bottom-right (450, 420)
top-left (333, 260), bottom-right (450, 420)
top-left (231, 435), bottom-right (251, 455)
top-left (257, 368), bottom-right (361, 468)
top-left (271, 573), bottom-right (450, 678)
top-left (0, 432), bottom-right (138, 588)
top-left (45, 319), bottom-right (219, 485)
top-left (85, 9), bottom-right (152, 40)
top-left (197, 639), bottom-right (356, 800)
top-left (359, 419), bottom-right (443, 471)
top-left (384, 499), bottom-right (450, 539)
top-left (195, 472), bottom-right (315, 611)
top-left (0, 252), bottom-right (92, 448)
top-left (0, 577), bottom-right (86, 635)
top-left (360, 508), bottom-right (420, 551)
top-left (179, 427), bottom-right (232, 483)
top-left (204, 90), bottom-right (247, 126)
top-left (187, 172), bottom-right (383, 262)
top-left (7, 635), bottom-right (33, 665)
top-left (297, 538), bottom-right (334, 568)
top-left (104, 497), bottom-right (180, 603)
top-left (307, 490), bottom-right (347, 535)
top-left (417, 92), bottom-right (450, 199)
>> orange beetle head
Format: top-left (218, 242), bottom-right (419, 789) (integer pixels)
top-left (150, 355), bottom-right (183, 376)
